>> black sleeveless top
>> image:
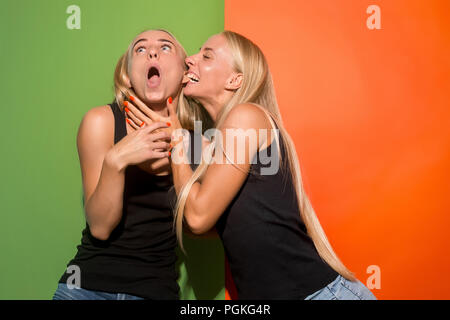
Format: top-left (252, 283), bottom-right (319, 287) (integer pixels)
top-left (215, 135), bottom-right (339, 299)
top-left (59, 102), bottom-right (179, 299)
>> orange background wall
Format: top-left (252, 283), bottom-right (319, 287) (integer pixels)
top-left (225, 0), bottom-right (450, 300)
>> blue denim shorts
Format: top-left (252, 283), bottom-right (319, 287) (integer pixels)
top-left (52, 283), bottom-right (145, 300)
top-left (305, 275), bottom-right (377, 300)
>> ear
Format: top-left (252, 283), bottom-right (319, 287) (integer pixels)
top-left (124, 75), bottom-right (132, 89)
top-left (225, 72), bottom-right (243, 90)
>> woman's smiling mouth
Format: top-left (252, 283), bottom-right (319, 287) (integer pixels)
top-left (186, 72), bottom-right (200, 83)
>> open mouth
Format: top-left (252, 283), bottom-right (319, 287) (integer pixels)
top-left (186, 72), bottom-right (200, 83)
top-left (148, 66), bottom-right (160, 79)
top-left (147, 65), bottom-right (161, 88)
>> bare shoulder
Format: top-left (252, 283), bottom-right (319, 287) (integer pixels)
top-left (223, 103), bottom-right (272, 130)
top-left (81, 105), bottom-right (114, 127)
top-left (78, 105), bottom-right (115, 148)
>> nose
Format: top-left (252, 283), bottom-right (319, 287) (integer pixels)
top-left (148, 47), bottom-right (158, 59)
top-left (185, 56), bottom-right (194, 68)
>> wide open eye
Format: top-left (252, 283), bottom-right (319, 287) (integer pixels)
top-left (161, 44), bottom-right (171, 52)
top-left (136, 46), bottom-right (146, 53)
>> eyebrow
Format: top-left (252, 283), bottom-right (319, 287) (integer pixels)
top-left (159, 39), bottom-right (176, 46)
top-left (199, 47), bottom-right (215, 53)
top-left (133, 38), bottom-right (176, 49)
top-left (132, 38), bottom-right (147, 49)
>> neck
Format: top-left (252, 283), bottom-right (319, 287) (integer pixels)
top-left (146, 101), bottom-right (169, 117)
top-left (141, 95), bottom-right (180, 118)
top-left (200, 101), bottom-right (219, 122)
top-left (198, 91), bottom-right (234, 122)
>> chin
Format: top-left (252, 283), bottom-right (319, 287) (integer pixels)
top-left (144, 90), bottom-right (166, 104)
top-left (183, 83), bottom-right (200, 98)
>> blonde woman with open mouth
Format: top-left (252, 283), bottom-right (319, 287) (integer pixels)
top-left (53, 29), bottom-right (210, 300)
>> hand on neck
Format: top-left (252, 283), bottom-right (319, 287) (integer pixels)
top-left (146, 101), bottom-right (169, 118)
top-left (140, 95), bottom-right (179, 118)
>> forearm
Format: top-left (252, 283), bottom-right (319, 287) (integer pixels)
top-left (170, 141), bottom-right (195, 195)
top-left (84, 151), bottom-right (126, 240)
top-left (170, 143), bottom-right (202, 222)
top-left (170, 134), bottom-right (224, 234)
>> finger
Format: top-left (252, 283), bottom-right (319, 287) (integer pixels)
top-left (125, 116), bottom-right (140, 130)
top-left (129, 94), bottom-right (163, 122)
top-left (150, 130), bottom-right (172, 142)
top-left (152, 141), bottom-right (171, 150)
top-left (151, 150), bottom-right (171, 159)
top-left (124, 101), bottom-right (148, 127)
top-left (167, 96), bottom-right (176, 119)
top-left (144, 121), bottom-right (169, 133)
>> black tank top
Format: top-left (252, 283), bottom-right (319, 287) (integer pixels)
top-left (59, 102), bottom-right (179, 299)
top-left (215, 134), bottom-right (339, 299)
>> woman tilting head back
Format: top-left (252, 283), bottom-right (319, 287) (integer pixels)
top-left (114, 29), bottom-right (210, 131)
top-left (53, 29), bottom-right (210, 300)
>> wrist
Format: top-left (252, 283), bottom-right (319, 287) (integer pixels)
top-left (105, 149), bottom-right (127, 173)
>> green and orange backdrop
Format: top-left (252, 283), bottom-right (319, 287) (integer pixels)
top-left (1, 0), bottom-right (449, 300)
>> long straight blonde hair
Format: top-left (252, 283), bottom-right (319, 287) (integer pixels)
top-left (174, 30), bottom-right (355, 281)
top-left (113, 29), bottom-right (212, 131)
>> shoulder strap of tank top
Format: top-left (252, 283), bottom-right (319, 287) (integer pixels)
top-left (109, 101), bottom-right (127, 144)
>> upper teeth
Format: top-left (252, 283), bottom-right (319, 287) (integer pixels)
top-left (187, 73), bottom-right (199, 82)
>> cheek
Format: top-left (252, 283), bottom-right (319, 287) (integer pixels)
top-left (173, 64), bottom-right (185, 80)
top-left (203, 66), bottom-right (227, 92)
top-left (129, 60), bottom-right (145, 85)
top-left (164, 65), bottom-right (185, 87)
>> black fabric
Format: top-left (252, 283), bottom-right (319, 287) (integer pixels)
top-left (59, 102), bottom-right (179, 300)
top-left (215, 135), bottom-right (339, 300)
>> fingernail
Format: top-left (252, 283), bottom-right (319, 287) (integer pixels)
top-left (124, 107), bottom-right (130, 113)
top-left (168, 96), bottom-right (173, 104)
top-left (168, 151), bottom-right (171, 156)
top-left (126, 119), bottom-right (131, 124)
top-left (124, 101), bottom-right (128, 107)
top-left (129, 95), bottom-right (135, 102)
top-left (140, 122), bottom-right (145, 127)
top-left (166, 122), bottom-right (171, 127)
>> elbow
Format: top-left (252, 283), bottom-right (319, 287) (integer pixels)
top-left (89, 225), bottom-right (111, 241)
top-left (185, 213), bottom-right (211, 235)
top-left (84, 204), bottom-right (119, 241)
top-left (188, 225), bottom-right (207, 235)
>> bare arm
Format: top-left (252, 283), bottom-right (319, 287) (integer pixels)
top-left (170, 104), bottom-right (273, 234)
top-left (77, 106), bottom-right (171, 240)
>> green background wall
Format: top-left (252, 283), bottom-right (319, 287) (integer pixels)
top-left (0, 0), bottom-right (224, 300)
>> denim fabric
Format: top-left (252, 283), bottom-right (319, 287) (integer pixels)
top-left (52, 283), bottom-right (145, 300)
top-left (305, 275), bottom-right (377, 300)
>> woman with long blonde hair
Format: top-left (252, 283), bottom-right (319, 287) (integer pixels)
top-left (53, 29), bottom-right (210, 300)
top-left (165, 31), bottom-right (377, 300)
